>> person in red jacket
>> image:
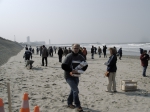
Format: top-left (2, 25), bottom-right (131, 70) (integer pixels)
top-left (140, 50), bottom-right (149, 77)
top-left (82, 47), bottom-right (87, 60)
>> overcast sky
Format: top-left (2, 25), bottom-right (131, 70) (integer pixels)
top-left (0, 0), bottom-right (150, 44)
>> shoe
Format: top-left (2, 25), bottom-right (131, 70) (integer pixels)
top-left (41, 65), bottom-right (44, 66)
top-left (105, 90), bottom-right (111, 92)
top-left (113, 91), bottom-right (117, 92)
top-left (76, 106), bottom-right (83, 112)
top-left (67, 104), bottom-right (75, 109)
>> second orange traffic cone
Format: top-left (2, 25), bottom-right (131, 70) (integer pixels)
top-left (20, 93), bottom-right (30, 112)
top-left (33, 106), bottom-right (40, 112)
top-left (0, 98), bottom-right (5, 112)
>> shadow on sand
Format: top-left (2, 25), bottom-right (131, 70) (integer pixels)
top-left (114, 89), bottom-right (149, 97)
top-left (82, 107), bottom-right (101, 112)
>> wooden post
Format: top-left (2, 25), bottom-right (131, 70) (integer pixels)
top-left (7, 83), bottom-right (12, 112)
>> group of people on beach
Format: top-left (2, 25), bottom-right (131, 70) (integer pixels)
top-left (23, 44), bottom-right (149, 112)
top-left (91, 45), bottom-right (122, 60)
top-left (23, 44), bottom-right (117, 111)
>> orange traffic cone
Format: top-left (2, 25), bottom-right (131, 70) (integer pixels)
top-left (0, 98), bottom-right (5, 112)
top-left (33, 106), bottom-right (40, 112)
top-left (20, 93), bottom-right (30, 112)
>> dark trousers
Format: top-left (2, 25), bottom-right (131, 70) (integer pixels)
top-left (99, 52), bottom-right (101, 58)
top-left (91, 53), bottom-right (94, 59)
top-left (66, 77), bottom-right (80, 107)
top-left (104, 52), bottom-right (107, 58)
top-left (119, 54), bottom-right (122, 60)
top-left (49, 52), bottom-right (53, 57)
top-left (59, 55), bottom-right (62, 62)
top-left (25, 57), bottom-right (30, 61)
top-left (40, 51), bottom-right (42, 56)
top-left (42, 57), bottom-right (47, 66)
top-left (142, 66), bottom-right (147, 76)
top-left (83, 55), bottom-right (86, 60)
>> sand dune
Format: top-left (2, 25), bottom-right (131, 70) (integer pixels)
top-left (0, 37), bottom-right (23, 66)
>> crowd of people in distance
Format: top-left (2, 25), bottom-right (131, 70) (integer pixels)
top-left (23, 44), bottom-right (125, 67)
top-left (90, 45), bottom-right (122, 60)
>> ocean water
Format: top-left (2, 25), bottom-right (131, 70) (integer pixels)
top-left (50, 42), bottom-right (150, 56)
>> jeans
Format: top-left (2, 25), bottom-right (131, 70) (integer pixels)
top-left (66, 77), bottom-right (80, 107)
top-left (91, 53), bottom-right (94, 59)
top-left (142, 66), bottom-right (147, 76)
top-left (99, 52), bottom-right (101, 58)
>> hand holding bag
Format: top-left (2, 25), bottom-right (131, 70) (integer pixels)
top-left (105, 71), bottom-right (109, 77)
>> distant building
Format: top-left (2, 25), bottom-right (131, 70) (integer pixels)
top-left (27, 36), bottom-right (30, 44)
top-left (31, 41), bottom-right (45, 45)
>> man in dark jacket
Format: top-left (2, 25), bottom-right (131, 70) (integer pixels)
top-left (58, 47), bottom-right (63, 62)
top-left (140, 50), bottom-right (149, 77)
top-left (40, 46), bottom-right (43, 56)
top-left (103, 45), bottom-right (107, 58)
top-left (118, 48), bottom-right (122, 60)
top-left (61, 44), bottom-right (88, 112)
top-left (91, 46), bottom-right (94, 59)
top-left (23, 48), bottom-right (33, 67)
top-left (23, 48), bottom-right (32, 61)
top-left (41, 45), bottom-right (48, 66)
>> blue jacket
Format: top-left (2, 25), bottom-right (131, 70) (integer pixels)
top-left (106, 55), bottom-right (117, 72)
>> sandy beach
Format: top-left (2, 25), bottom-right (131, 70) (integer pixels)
top-left (0, 47), bottom-right (150, 112)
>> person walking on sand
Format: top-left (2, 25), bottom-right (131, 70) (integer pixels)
top-left (58, 47), bottom-right (63, 62)
top-left (53, 46), bottom-right (57, 54)
top-left (25, 45), bottom-right (28, 50)
top-left (118, 48), bottom-right (122, 60)
top-left (91, 46), bottom-right (94, 59)
top-left (82, 47), bottom-right (87, 60)
top-left (104, 48), bottom-right (117, 92)
top-left (40, 46), bottom-right (43, 56)
top-left (29, 46), bottom-right (32, 52)
top-left (49, 46), bottom-right (53, 57)
top-left (36, 46), bottom-right (39, 55)
top-left (23, 48), bottom-right (33, 67)
top-left (98, 46), bottom-right (102, 58)
top-left (41, 45), bottom-right (48, 66)
top-left (61, 44), bottom-right (88, 112)
top-left (68, 47), bottom-right (72, 53)
top-left (140, 50), bottom-right (149, 77)
top-left (23, 48), bottom-right (32, 61)
top-left (64, 47), bottom-right (68, 57)
top-left (103, 45), bottom-right (107, 58)
top-left (32, 48), bottom-right (34, 54)
top-left (94, 47), bottom-right (97, 54)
